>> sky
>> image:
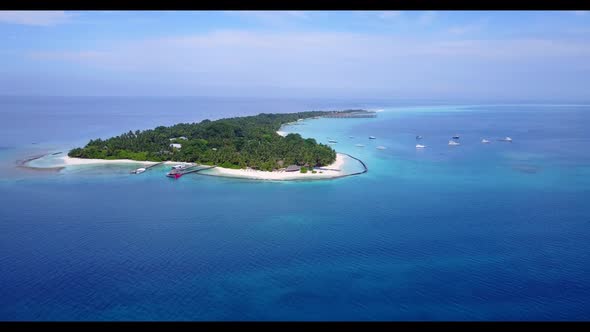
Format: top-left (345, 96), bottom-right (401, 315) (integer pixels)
top-left (0, 10), bottom-right (589, 101)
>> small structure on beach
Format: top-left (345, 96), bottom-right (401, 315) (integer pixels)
top-left (285, 165), bottom-right (301, 172)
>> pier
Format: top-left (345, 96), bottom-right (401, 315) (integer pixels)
top-left (131, 161), bottom-right (165, 174)
top-left (145, 162), bottom-right (165, 170)
top-left (167, 165), bottom-right (217, 179)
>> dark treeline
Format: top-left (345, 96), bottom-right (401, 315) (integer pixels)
top-left (68, 110), bottom-right (368, 171)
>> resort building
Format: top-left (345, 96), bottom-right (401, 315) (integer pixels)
top-left (170, 143), bottom-right (182, 149)
top-left (285, 165), bottom-right (301, 172)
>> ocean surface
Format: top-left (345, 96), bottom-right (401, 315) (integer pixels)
top-left (1, 97), bottom-right (590, 320)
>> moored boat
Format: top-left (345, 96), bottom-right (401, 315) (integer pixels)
top-left (369, 136), bottom-right (376, 139)
top-left (448, 140), bottom-right (460, 146)
top-left (131, 167), bottom-right (146, 174)
top-left (167, 169), bottom-right (183, 179)
top-left (481, 139), bottom-right (491, 144)
top-left (416, 144), bottom-right (426, 149)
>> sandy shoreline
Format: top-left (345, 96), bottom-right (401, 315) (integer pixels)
top-left (204, 153), bottom-right (347, 180)
top-left (25, 153), bottom-right (353, 181)
top-left (43, 156), bottom-right (195, 167)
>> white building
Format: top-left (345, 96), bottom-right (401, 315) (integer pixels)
top-left (170, 143), bottom-right (182, 149)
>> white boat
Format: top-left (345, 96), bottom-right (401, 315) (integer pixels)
top-left (448, 140), bottom-right (460, 146)
top-left (172, 164), bottom-right (188, 170)
top-left (369, 136), bottom-right (376, 139)
top-left (416, 144), bottom-right (426, 149)
top-left (499, 136), bottom-right (513, 142)
top-left (481, 139), bottom-right (490, 144)
top-left (376, 146), bottom-right (387, 150)
top-left (328, 139), bottom-right (338, 143)
top-left (131, 167), bottom-right (146, 174)
top-left (355, 144), bottom-right (365, 147)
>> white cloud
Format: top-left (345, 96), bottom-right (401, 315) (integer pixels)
top-left (29, 51), bottom-right (108, 62)
top-left (447, 19), bottom-right (489, 35)
top-left (378, 11), bottom-right (402, 20)
top-left (284, 11), bottom-right (310, 19)
top-left (418, 11), bottom-right (437, 25)
top-left (224, 10), bottom-right (311, 26)
top-left (28, 30), bottom-right (590, 69)
top-left (0, 11), bottom-right (74, 26)
top-left (24, 30), bottom-right (590, 98)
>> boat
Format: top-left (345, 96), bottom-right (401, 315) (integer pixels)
top-left (171, 164), bottom-right (188, 170)
top-left (416, 144), bottom-right (426, 149)
top-left (481, 139), bottom-right (491, 144)
top-left (349, 136), bottom-right (355, 138)
top-left (452, 135), bottom-right (460, 139)
top-left (355, 144), bottom-right (365, 147)
top-left (416, 135), bottom-right (423, 140)
top-left (376, 146), bottom-right (387, 150)
top-left (131, 167), bottom-right (146, 174)
top-left (328, 139), bottom-right (338, 143)
top-left (499, 136), bottom-right (513, 142)
top-left (369, 136), bottom-right (376, 139)
top-left (448, 140), bottom-right (460, 146)
top-left (166, 169), bottom-right (183, 179)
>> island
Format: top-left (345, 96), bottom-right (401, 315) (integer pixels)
top-left (63, 110), bottom-right (375, 180)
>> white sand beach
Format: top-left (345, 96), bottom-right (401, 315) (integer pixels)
top-left (59, 156), bottom-right (158, 166)
top-left (205, 153), bottom-right (348, 180)
top-left (276, 131), bottom-right (288, 137)
top-left (27, 152), bottom-right (355, 181)
top-left (37, 155), bottom-right (191, 167)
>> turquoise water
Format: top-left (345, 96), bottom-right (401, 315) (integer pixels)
top-left (1, 98), bottom-right (590, 320)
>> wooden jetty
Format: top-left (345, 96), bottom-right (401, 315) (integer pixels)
top-left (167, 165), bottom-right (217, 179)
top-left (131, 161), bottom-right (165, 174)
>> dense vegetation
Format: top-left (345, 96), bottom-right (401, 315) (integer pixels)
top-left (69, 110), bottom-right (367, 171)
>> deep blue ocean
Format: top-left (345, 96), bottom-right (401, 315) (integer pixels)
top-left (1, 97), bottom-right (589, 320)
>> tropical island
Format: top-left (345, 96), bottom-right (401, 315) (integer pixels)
top-left (65, 110), bottom-right (374, 178)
